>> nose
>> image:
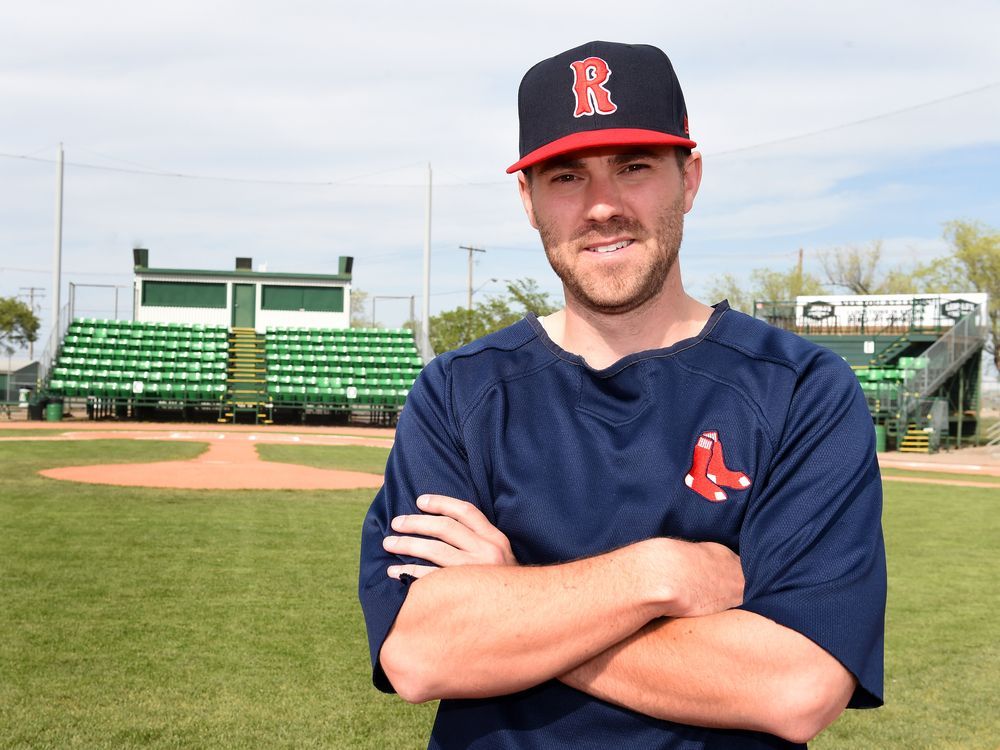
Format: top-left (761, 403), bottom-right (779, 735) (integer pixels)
top-left (583, 172), bottom-right (624, 224)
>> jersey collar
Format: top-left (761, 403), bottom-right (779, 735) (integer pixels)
top-left (524, 300), bottom-right (731, 377)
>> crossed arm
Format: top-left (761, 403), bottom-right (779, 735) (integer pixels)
top-left (379, 494), bottom-right (855, 744)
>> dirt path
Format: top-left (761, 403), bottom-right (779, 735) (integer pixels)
top-left (29, 428), bottom-right (389, 491)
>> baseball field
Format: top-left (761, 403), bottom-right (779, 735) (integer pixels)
top-left (0, 427), bottom-right (996, 749)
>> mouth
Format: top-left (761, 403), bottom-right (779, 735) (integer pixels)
top-left (584, 239), bottom-right (634, 255)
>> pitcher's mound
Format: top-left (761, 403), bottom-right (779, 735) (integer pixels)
top-left (39, 438), bottom-right (384, 491)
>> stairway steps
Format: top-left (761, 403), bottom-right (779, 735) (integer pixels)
top-left (899, 421), bottom-right (932, 453)
top-left (220, 328), bottom-right (268, 424)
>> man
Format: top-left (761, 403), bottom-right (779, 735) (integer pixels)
top-left (359, 41), bottom-right (885, 749)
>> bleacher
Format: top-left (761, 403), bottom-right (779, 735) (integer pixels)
top-left (758, 295), bottom-right (988, 452)
top-left (853, 356), bottom-right (929, 415)
top-left (45, 318), bottom-right (424, 423)
top-left (265, 326), bottom-right (422, 413)
top-left (48, 319), bottom-right (229, 407)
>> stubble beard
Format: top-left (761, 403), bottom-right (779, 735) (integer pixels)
top-left (537, 194), bottom-right (686, 316)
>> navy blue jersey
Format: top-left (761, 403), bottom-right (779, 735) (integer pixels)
top-left (359, 302), bottom-right (886, 749)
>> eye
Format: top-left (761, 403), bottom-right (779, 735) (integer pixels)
top-left (551, 173), bottom-right (578, 184)
top-left (621, 162), bottom-right (650, 174)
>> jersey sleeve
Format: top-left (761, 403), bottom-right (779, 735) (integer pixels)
top-left (737, 351), bottom-right (886, 708)
top-left (357, 357), bottom-right (479, 693)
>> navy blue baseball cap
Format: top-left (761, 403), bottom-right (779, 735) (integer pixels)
top-left (507, 41), bottom-right (696, 174)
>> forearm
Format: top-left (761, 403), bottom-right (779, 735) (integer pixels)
top-left (559, 609), bottom-right (855, 744)
top-left (381, 540), bottom-right (664, 702)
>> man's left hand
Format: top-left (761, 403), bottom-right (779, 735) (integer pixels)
top-left (383, 493), bottom-right (518, 580)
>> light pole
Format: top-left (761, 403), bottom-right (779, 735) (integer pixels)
top-left (472, 278), bottom-right (499, 299)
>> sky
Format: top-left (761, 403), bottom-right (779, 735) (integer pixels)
top-left (2, 0), bottom-right (999, 358)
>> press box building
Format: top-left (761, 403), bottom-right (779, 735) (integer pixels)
top-left (132, 248), bottom-right (353, 332)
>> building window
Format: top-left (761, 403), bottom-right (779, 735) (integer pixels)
top-left (261, 285), bottom-right (344, 312)
top-left (142, 281), bottom-right (227, 308)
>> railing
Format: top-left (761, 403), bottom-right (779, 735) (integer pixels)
top-left (35, 301), bottom-right (72, 389)
top-left (986, 421), bottom-right (1000, 447)
top-left (899, 308), bottom-right (987, 426)
top-left (905, 309), bottom-right (986, 397)
top-left (754, 296), bottom-right (982, 336)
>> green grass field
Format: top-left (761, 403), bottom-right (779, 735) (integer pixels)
top-left (0, 429), bottom-right (71, 438)
top-left (1, 439), bottom-right (997, 748)
top-left (256, 443), bottom-right (391, 475)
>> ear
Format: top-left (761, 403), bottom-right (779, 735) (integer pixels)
top-left (681, 151), bottom-right (703, 214)
top-left (517, 172), bottom-right (540, 230)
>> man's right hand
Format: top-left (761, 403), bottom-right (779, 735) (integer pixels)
top-left (383, 493), bottom-right (518, 580)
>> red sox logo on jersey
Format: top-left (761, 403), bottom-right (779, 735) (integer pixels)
top-left (684, 430), bottom-right (752, 502)
top-left (570, 56), bottom-right (618, 118)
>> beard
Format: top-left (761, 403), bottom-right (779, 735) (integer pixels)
top-left (536, 194), bottom-right (685, 316)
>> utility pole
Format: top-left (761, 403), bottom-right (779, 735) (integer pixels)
top-left (18, 287), bottom-right (46, 360)
top-left (420, 162), bottom-right (433, 361)
top-left (52, 143), bottom-right (64, 344)
top-left (459, 245), bottom-right (486, 310)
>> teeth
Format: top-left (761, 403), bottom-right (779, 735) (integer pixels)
top-left (592, 240), bottom-right (631, 253)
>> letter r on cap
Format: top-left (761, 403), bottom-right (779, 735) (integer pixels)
top-left (570, 57), bottom-right (618, 118)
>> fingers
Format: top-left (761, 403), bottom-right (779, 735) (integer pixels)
top-left (387, 564), bottom-right (437, 580)
top-left (382, 493), bottom-right (518, 580)
top-left (383, 534), bottom-right (472, 568)
top-left (390, 512), bottom-right (481, 552)
top-left (414, 494), bottom-right (509, 544)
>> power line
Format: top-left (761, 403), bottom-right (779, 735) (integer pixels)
top-left (0, 78), bottom-right (995, 192)
top-left (0, 151), bottom-right (431, 187)
top-left (710, 80), bottom-right (1000, 158)
top-left (0, 265), bottom-right (131, 277)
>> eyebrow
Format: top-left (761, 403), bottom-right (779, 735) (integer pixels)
top-left (609, 149), bottom-right (660, 164)
top-left (535, 149), bottom-right (664, 175)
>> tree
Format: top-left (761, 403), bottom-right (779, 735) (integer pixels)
top-left (709, 263), bottom-right (825, 315)
top-left (819, 242), bottom-right (884, 294)
top-left (506, 278), bottom-right (560, 318)
top-left (350, 288), bottom-right (376, 328)
top-left (0, 297), bottom-right (40, 355)
top-left (925, 220), bottom-right (1000, 370)
top-left (819, 241), bottom-right (927, 295)
top-left (429, 279), bottom-right (561, 354)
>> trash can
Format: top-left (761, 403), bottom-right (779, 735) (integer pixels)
top-left (45, 399), bottom-right (64, 422)
top-left (27, 396), bottom-right (45, 421)
top-left (873, 424), bottom-right (887, 453)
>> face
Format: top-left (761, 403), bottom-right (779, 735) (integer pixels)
top-left (519, 146), bottom-right (702, 315)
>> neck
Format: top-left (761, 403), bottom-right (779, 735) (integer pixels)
top-left (540, 270), bottom-right (715, 370)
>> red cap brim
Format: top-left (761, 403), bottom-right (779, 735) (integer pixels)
top-left (506, 128), bottom-right (697, 174)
